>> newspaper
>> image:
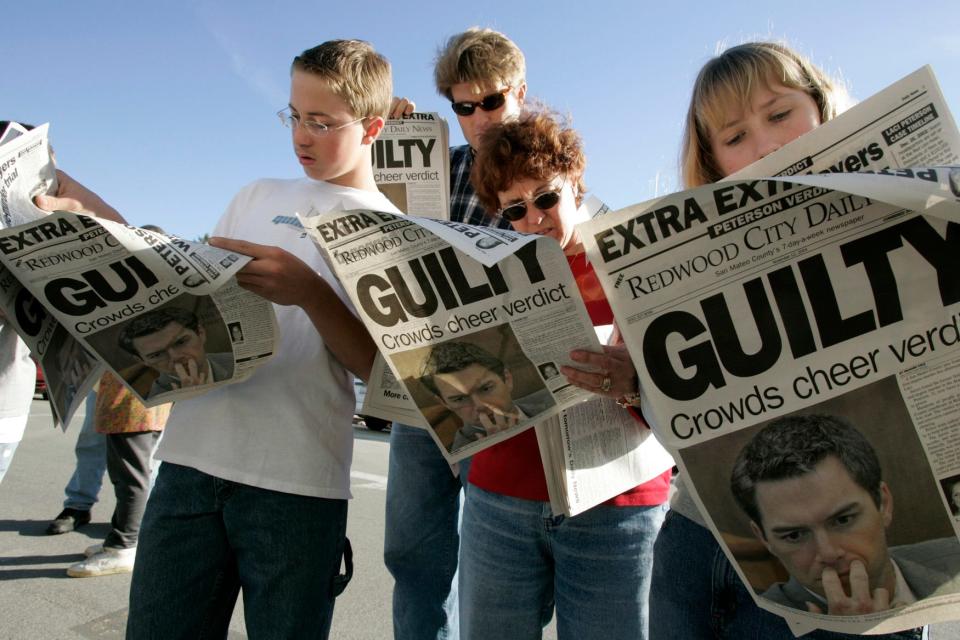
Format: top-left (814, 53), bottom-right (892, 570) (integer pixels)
top-left (374, 113), bottom-right (450, 219)
top-left (0, 126), bottom-right (279, 421)
top-left (0, 124), bottom-right (58, 229)
top-left (534, 319), bottom-right (674, 516)
top-left (306, 196), bottom-right (673, 513)
top-left (360, 352), bottom-right (429, 428)
top-left (0, 262), bottom-right (102, 428)
top-left (580, 65), bottom-right (960, 634)
top-left (302, 208), bottom-right (601, 464)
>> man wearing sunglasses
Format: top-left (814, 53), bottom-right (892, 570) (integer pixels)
top-left (385, 27), bottom-right (527, 640)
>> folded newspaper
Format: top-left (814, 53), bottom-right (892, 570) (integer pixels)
top-left (0, 124), bottom-right (279, 426)
top-left (374, 112), bottom-right (450, 220)
top-left (302, 198), bottom-right (671, 515)
top-left (581, 66), bottom-right (960, 635)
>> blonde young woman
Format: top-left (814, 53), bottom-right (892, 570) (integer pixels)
top-left (648, 41), bottom-right (939, 640)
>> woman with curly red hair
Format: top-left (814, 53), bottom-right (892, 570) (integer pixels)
top-left (458, 109), bottom-right (673, 640)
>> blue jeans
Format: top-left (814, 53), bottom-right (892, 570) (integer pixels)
top-left (384, 423), bottom-right (468, 640)
top-left (127, 463), bottom-right (351, 640)
top-left (459, 484), bottom-right (667, 640)
top-left (63, 391), bottom-right (106, 511)
top-left (650, 510), bottom-right (931, 639)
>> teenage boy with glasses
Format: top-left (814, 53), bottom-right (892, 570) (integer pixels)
top-left (39, 39), bottom-right (398, 639)
top-left (385, 27), bottom-right (527, 640)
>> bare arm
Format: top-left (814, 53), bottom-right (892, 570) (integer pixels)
top-left (209, 237), bottom-right (376, 380)
top-left (34, 170), bottom-right (126, 223)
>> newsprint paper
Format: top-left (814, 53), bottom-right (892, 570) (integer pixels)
top-left (374, 112), bottom-right (450, 220)
top-left (0, 124), bottom-right (278, 426)
top-left (303, 209), bottom-right (598, 463)
top-left (302, 205), bottom-right (673, 515)
top-left (581, 66), bottom-right (960, 634)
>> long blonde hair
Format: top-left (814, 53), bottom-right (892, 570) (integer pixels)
top-left (681, 41), bottom-right (845, 187)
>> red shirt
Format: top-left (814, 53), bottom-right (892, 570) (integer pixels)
top-left (468, 253), bottom-right (671, 506)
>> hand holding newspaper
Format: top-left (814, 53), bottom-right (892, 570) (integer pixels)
top-left (580, 66), bottom-right (960, 634)
top-left (0, 124), bottom-right (279, 426)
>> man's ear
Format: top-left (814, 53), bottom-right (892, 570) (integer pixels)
top-left (515, 82), bottom-right (527, 105)
top-left (361, 116), bottom-right (385, 145)
top-left (879, 481), bottom-right (893, 528)
top-left (503, 369), bottom-right (513, 392)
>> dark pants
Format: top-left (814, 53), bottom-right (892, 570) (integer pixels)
top-left (104, 430), bottom-right (159, 549)
top-left (127, 463), bottom-right (352, 640)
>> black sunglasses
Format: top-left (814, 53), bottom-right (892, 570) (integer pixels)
top-left (450, 88), bottom-right (510, 117)
top-left (497, 189), bottom-right (562, 222)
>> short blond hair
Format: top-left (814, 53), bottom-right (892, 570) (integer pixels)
top-left (681, 41), bottom-right (846, 187)
top-left (434, 28), bottom-right (525, 99)
top-left (292, 39), bottom-right (392, 119)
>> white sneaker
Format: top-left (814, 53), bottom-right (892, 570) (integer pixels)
top-left (83, 542), bottom-right (103, 557)
top-left (67, 546), bottom-right (136, 578)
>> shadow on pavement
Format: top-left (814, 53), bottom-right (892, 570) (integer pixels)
top-left (0, 518), bottom-right (111, 538)
top-left (0, 552), bottom-right (85, 580)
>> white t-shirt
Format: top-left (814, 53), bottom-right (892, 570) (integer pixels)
top-left (0, 320), bottom-right (35, 443)
top-left (155, 178), bottom-right (399, 499)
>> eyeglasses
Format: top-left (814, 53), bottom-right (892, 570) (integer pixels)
top-left (497, 182), bottom-right (564, 222)
top-left (277, 107), bottom-right (365, 136)
top-left (450, 88), bottom-right (511, 117)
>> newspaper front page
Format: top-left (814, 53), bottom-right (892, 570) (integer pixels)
top-left (302, 208), bottom-right (602, 464)
top-left (374, 113), bottom-right (450, 219)
top-left (581, 66), bottom-right (960, 634)
top-left (311, 198), bottom-right (672, 513)
top-left (0, 127), bottom-right (279, 415)
top-left (0, 213), bottom-right (279, 409)
top-left (0, 262), bottom-right (102, 427)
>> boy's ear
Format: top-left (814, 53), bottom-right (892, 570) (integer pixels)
top-left (361, 116), bottom-right (385, 145)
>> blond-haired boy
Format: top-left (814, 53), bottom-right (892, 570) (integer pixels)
top-left (37, 39), bottom-right (399, 639)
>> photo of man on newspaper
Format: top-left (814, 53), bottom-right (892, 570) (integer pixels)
top-left (392, 324), bottom-right (554, 454)
top-left (679, 377), bottom-right (960, 622)
top-left (87, 297), bottom-right (234, 401)
top-left (730, 413), bottom-right (960, 615)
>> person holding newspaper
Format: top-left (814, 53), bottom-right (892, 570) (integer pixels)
top-left (39, 39), bottom-right (397, 638)
top-left (384, 27), bottom-right (526, 640)
top-left (461, 108), bottom-right (672, 640)
top-left (647, 41), bottom-right (938, 640)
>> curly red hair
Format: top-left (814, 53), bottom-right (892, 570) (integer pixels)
top-left (470, 109), bottom-right (586, 216)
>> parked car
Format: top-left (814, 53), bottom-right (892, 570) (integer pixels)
top-left (354, 378), bottom-right (390, 432)
top-left (34, 361), bottom-right (48, 399)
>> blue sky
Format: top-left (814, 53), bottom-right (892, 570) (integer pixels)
top-left (4, 1), bottom-right (958, 240)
